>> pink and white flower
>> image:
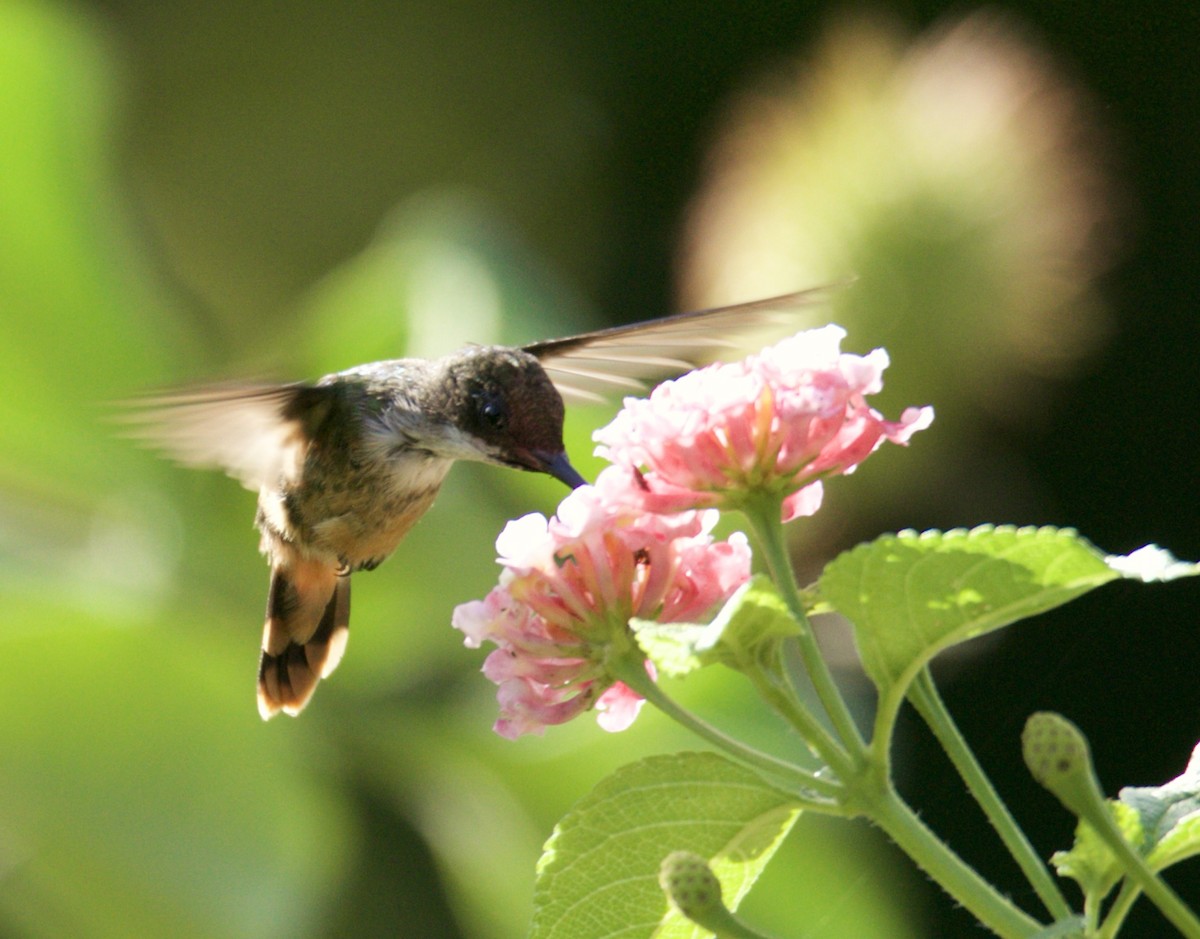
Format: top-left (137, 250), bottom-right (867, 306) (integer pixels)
top-left (593, 325), bottom-right (933, 521)
top-left (452, 480), bottom-right (750, 738)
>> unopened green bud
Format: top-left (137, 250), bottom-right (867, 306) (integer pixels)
top-left (659, 850), bottom-right (723, 920)
top-left (658, 851), bottom-right (776, 939)
top-left (1022, 712), bottom-right (1105, 819)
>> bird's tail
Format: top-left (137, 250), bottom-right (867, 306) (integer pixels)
top-left (257, 555), bottom-right (350, 719)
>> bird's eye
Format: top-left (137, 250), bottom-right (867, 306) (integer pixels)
top-left (476, 392), bottom-right (507, 430)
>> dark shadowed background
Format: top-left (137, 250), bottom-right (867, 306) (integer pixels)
top-left (1, 0), bottom-right (1196, 936)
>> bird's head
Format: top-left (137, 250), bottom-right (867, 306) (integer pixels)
top-left (434, 346), bottom-right (587, 489)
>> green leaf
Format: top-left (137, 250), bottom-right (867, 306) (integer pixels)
top-left (531, 751), bottom-right (801, 939)
top-left (634, 576), bottom-right (801, 678)
top-left (1047, 741), bottom-right (1200, 939)
top-left (1120, 743), bottom-right (1200, 873)
top-left (817, 526), bottom-right (1120, 699)
top-left (633, 621), bottom-right (711, 677)
top-left (1051, 801), bottom-right (1143, 901)
top-left (700, 576), bottom-right (801, 663)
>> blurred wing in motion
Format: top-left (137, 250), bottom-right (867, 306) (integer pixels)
top-left (524, 285), bottom-right (845, 405)
top-left (117, 382), bottom-right (334, 490)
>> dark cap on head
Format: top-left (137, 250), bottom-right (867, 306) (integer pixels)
top-left (439, 347), bottom-right (586, 488)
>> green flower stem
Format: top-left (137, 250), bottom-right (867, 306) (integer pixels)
top-left (622, 658), bottom-right (1042, 934)
top-left (610, 653), bottom-right (845, 805)
top-left (910, 669), bottom-right (1074, 923)
top-left (740, 494), bottom-right (867, 760)
top-left (1099, 880), bottom-right (1142, 939)
top-left (1072, 796), bottom-right (1200, 938)
top-left (743, 653), bottom-right (857, 785)
top-left (685, 905), bottom-right (779, 939)
top-left (868, 787), bottom-right (1045, 939)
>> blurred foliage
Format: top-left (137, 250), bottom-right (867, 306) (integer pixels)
top-left (1, 0), bottom-right (1196, 937)
top-left (677, 10), bottom-right (1122, 570)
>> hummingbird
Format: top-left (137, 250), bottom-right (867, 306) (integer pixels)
top-left (126, 287), bottom-right (834, 719)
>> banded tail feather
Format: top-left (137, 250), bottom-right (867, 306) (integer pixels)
top-left (258, 560), bottom-right (351, 718)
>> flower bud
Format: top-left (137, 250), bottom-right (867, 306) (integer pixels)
top-left (659, 850), bottom-right (723, 921)
top-left (1022, 711), bottom-right (1105, 819)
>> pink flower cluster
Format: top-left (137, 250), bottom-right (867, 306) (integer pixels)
top-left (594, 324), bottom-right (933, 521)
top-left (456, 324), bottom-right (931, 738)
top-left (452, 476), bottom-right (750, 738)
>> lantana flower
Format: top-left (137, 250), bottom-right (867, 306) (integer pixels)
top-left (593, 324), bottom-right (933, 521)
top-left (452, 476), bottom-right (750, 738)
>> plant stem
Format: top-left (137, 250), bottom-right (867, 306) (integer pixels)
top-left (910, 669), bottom-right (1074, 923)
top-left (693, 905), bottom-right (781, 939)
top-left (1074, 797), bottom-right (1200, 938)
top-left (743, 657), bottom-right (856, 783)
top-left (1098, 881), bottom-right (1140, 939)
top-left (741, 496), bottom-right (867, 759)
top-left (634, 643), bottom-right (1044, 935)
top-left (869, 787), bottom-right (1045, 938)
top-left (610, 653), bottom-right (844, 805)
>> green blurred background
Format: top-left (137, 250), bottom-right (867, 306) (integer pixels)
top-left (1, 0), bottom-right (1196, 936)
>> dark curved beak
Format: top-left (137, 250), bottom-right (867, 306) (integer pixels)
top-left (532, 450), bottom-right (588, 489)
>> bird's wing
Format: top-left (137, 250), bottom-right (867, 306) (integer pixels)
top-left (524, 285), bottom-right (843, 405)
top-left (117, 382), bottom-right (334, 490)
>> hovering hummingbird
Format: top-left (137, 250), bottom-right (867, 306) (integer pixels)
top-left (126, 288), bottom-right (835, 719)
